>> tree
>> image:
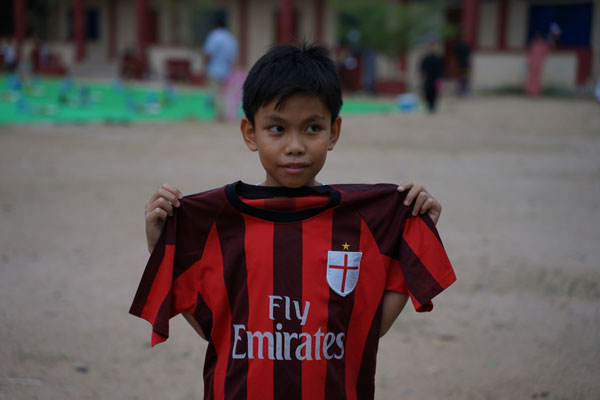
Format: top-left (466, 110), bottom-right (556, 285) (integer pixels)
top-left (334, 0), bottom-right (453, 91)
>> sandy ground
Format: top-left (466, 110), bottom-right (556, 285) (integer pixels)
top-left (1, 95), bottom-right (599, 400)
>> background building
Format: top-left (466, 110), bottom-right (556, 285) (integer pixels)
top-left (3, 0), bottom-right (599, 92)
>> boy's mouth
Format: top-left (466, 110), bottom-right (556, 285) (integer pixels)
top-left (281, 163), bottom-right (309, 173)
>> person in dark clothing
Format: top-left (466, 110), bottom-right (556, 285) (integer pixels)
top-left (419, 42), bottom-right (445, 113)
top-left (454, 39), bottom-right (471, 96)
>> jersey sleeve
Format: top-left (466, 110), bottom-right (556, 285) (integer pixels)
top-left (130, 204), bottom-right (214, 345)
top-left (129, 212), bottom-right (193, 345)
top-left (396, 214), bottom-right (455, 312)
top-left (350, 186), bottom-right (456, 312)
top-left (130, 189), bottom-right (225, 345)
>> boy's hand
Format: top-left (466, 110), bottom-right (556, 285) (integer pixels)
top-left (144, 184), bottom-right (183, 253)
top-left (397, 181), bottom-right (441, 225)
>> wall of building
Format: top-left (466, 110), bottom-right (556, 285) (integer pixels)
top-left (147, 47), bottom-right (203, 79)
top-left (44, 0), bottom-right (111, 68)
top-left (374, 47), bottom-right (427, 92)
top-left (89, 0), bottom-right (109, 63)
top-left (323, 2), bottom-right (337, 49)
top-left (472, 51), bottom-right (578, 90)
top-left (33, 0), bottom-right (600, 90)
top-left (474, 0), bottom-right (600, 89)
top-left (478, 1), bottom-right (498, 49)
top-left (506, 0), bottom-right (528, 49)
top-left (116, 1), bottom-right (136, 56)
top-left (245, 0), bottom-right (337, 67)
top-left (299, 0), bottom-right (317, 45)
top-left (247, 0), bottom-right (276, 67)
top-left (504, 0), bottom-right (600, 86)
top-left (155, 1), bottom-right (172, 45)
top-left (592, 0), bottom-right (600, 83)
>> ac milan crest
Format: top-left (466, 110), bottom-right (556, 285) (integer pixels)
top-left (327, 251), bottom-right (362, 296)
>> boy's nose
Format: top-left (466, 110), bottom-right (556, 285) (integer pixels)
top-left (284, 132), bottom-right (305, 155)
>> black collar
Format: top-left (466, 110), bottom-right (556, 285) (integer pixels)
top-left (225, 181), bottom-right (341, 222)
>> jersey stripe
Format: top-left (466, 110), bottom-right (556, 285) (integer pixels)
top-left (383, 256), bottom-right (408, 294)
top-left (273, 221), bottom-right (303, 400)
top-left (140, 244), bottom-right (175, 345)
top-left (194, 292), bottom-right (215, 400)
top-left (355, 300), bottom-right (383, 400)
top-left (264, 197), bottom-right (296, 211)
top-left (216, 209), bottom-right (250, 400)
top-left (151, 291), bottom-right (172, 345)
top-left (242, 195), bottom-right (330, 212)
top-left (198, 224), bottom-right (231, 400)
top-left (243, 215), bottom-right (275, 400)
top-left (344, 221), bottom-right (387, 400)
top-left (301, 209), bottom-right (334, 400)
top-left (325, 207), bottom-right (361, 399)
top-left (399, 240), bottom-right (439, 311)
top-left (401, 217), bottom-right (456, 311)
top-left (295, 195), bottom-right (329, 210)
top-left (403, 217), bottom-right (455, 287)
top-left (130, 228), bottom-right (167, 319)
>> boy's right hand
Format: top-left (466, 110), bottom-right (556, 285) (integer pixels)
top-left (144, 184), bottom-right (183, 253)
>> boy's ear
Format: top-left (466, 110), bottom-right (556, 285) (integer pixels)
top-left (241, 117), bottom-right (258, 152)
top-left (328, 116), bottom-right (342, 151)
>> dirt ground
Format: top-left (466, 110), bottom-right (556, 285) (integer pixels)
top-left (1, 95), bottom-right (599, 400)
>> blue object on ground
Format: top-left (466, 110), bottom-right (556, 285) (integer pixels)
top-left (396, 93), bottom-right (419, 113)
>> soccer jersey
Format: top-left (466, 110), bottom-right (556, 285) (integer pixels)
top-left (130, 181), bottom-right (455, 400)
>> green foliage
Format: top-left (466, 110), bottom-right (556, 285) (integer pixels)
top-left (334, 0), bottom-right (452, 56)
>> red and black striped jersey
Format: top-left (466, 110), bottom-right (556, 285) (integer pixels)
top-left (130, 181), bottom-right (455, 400)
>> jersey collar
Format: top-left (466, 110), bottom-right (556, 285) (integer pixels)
top-left (225, 181), bottom-right (341, 222)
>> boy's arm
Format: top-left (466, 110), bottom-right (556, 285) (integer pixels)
top-left (380, 292), bottom-right (409, 337)
top-left (182, 312), bottom-right (208, 340)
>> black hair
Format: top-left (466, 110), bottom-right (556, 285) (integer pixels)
top-left (213, 14), bottom-right (226, 28)
top-left (242, 43), bottom-right (343, 126)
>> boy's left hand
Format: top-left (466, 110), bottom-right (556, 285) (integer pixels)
top-left (397, 181), bottom-right (441, 225)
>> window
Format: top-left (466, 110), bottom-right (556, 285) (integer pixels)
top-left (68, 7), bottom-right (101, 40)
top-left (527, 3), bottom-right (592, 48)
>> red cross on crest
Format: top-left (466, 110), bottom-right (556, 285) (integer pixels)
top-left (327, 250), bottom-right (362, 296)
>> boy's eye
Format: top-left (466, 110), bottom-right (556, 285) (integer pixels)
top-left (306, 124), bottom-right (323, 133)
top-left (268, 125), bottom-right (284, 134)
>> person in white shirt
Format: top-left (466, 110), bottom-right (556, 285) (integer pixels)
top-left (2, 38), bottom-right (18, 72)
top-left (203, 16), bottom-right (238, 122)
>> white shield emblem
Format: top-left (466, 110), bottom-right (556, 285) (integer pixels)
top-left (327, 251), bottom-right (362, 296)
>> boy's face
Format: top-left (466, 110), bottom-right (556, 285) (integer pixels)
top-left (241, 94), bottom-right (341, 188)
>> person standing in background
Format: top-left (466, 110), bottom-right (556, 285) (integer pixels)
top-left (1, 37), bottom-right (18, 73)
top-left (419, 41), bottom-right (445, 113)
top-left (203, 15), bottom-right (238, 122)
top-left (595, 56), bottom-right (600, 102)
top-left (454, 39), bottom-right (471, 97)
top-left (548, 22), bottom-right (562, 47)
top-left (525, 32), bottom-right (549, 97)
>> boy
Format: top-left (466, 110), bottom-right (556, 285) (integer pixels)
top-left (130, 44), bottom-right (455, 400)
